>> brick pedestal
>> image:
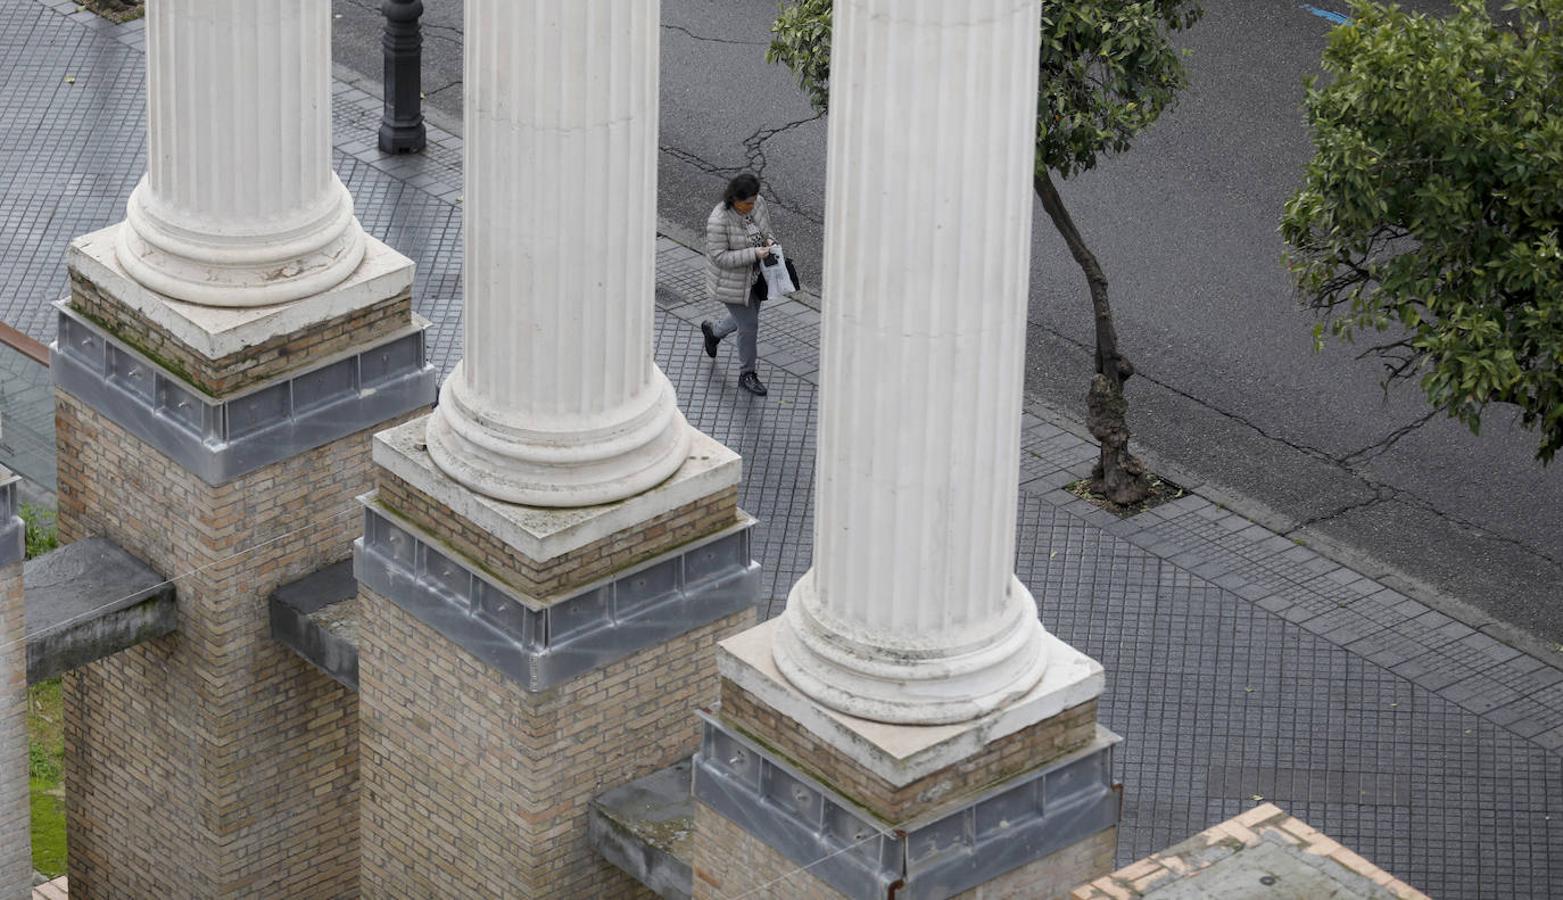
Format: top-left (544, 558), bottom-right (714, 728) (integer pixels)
top-left (358, 418), bottom-right (759, 897)
top-left (0, 472), bottom-right (26, 899)
top-left (693, 621), bottom-right (1122, 899)
top-left (54, 230), bottom-right (433, 898)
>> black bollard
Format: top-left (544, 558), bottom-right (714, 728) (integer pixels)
top-left (378, 0), bottom-right (427, 154)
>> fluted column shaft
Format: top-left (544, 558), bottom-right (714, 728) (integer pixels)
top-left (425, 0), bottom-right (689, 507)
top-left (774, 0), bottom-right (1048, 724)
top-left (117, 0), bottom-right (364, 307)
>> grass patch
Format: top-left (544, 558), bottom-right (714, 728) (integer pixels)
top-left (22, 504), bottom-right (58, 560)
top-left (23, 507), bottom-right (66, 874)
top-left (30, 778), bottom-right (66, 876)
top-left (28, 678), bottom-right (66, 876)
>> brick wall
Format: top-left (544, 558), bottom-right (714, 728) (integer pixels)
top-left (694, 803), bottom-right (1114, 900)
top-left (1, 561), bottom-right (27, 896)
top-left (69, 270), bottom-right (412, 396)
top-left (56, 391), bottom-right (425, 898)
top-left (720, 679), bottom-right (1098, 823)
top-left (693, 803), bottom-right (849, 900)
top-left (377, 469), bottom-right (740, 601)
top-left (359, 585), bottom-right (756, 898)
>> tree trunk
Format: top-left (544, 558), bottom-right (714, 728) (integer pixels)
top-left (1033, 171), bottom-right (1151, 505)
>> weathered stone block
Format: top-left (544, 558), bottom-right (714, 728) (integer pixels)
top-left (24, 537), bottom-right (177, 685)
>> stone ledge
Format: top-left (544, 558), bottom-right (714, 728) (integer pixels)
top-left (68, 224), bottom-right (415, 365)
top-left (590, 759), bottom-right (696, 900)
top-left (24, 537), bottom-right (177, 684)
top-left (374, 416), bottom-right (743, 564)
top-left (269, 559), bottom-right (360, 691)
top-left (717, 618), bottom-right (1104, 789)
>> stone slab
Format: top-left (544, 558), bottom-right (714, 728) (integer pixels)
top-left (373, 415), bottom-right (743, 563)
top-left (1074, 804), bottom-right (1430, 900)
top-left (67, 225), bottom-right (416, 360)
top-left (589, 758), bottom-right (695, 900)
top-left (1147, 839), bottom-right (1396, 899)
top-left (269, 559), bottom-right (360, 691)
top-left (23, 537), bottom-right (177, 684)
top-left (717, 618), bottom-right (1104, 788)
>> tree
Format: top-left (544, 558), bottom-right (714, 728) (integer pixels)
top-left (1282, 0), bottom-right (1563, 463)
top-left (768, 0), bottom-right (1204, 504)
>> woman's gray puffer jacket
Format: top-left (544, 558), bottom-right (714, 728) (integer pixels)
top-left (705, 197), bottom-right (774, 307)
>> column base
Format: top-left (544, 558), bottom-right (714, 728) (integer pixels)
top-left (427, 364), bottom-right (693, 508)
top-left (58, 227), bottom-right (435, 485)
top-left (774, 571), bottom-right (1051, 725)
top-left (117, 177), bottom-right (366, 308)
top-left (693, 620), bottom-right (1120, 899)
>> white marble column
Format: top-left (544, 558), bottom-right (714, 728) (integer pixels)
top-left (425, 0), bottom-right (690, 508)
top-left (773, 0), bottom-right (1049, 725)
top-left (116, 0), bottom-right (364, 307)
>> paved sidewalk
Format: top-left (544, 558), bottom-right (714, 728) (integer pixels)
top-left (1, 1), bottom-right (1560, 895)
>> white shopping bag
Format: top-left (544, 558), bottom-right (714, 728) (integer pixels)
top-left (761, 244), bottom-right (797, 298)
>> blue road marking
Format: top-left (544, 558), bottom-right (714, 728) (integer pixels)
top-left (1302, 5), bottom-right (1353, 25)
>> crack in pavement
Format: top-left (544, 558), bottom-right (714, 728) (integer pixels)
top-left (1288, 489), bottom-right (1393, 532)
top-left (740, 111), bottom-right (825, 182)
top-left (661, 137), bottom-right (825, 224)
top-left (662, 23), bottom-right (771, 47)
top-left (424, 79), bottom-right (462, 101)
top-left (1339, 409), bottom-right (1440, 467)
top-left (1023, 321), bottom-right (1563, 572)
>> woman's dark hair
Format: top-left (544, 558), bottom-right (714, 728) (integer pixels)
top-left (723, 174), bottom-right (762, 209)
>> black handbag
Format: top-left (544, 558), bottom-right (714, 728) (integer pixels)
top-left (752, 256), bottom-right (801, 302)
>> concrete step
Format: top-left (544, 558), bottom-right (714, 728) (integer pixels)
top-left (268, 559), bottom-right (359, 691)
top-left (25, 537), bottom-right (177, 684)
top-left (590, 758), bottom-right (695, 900)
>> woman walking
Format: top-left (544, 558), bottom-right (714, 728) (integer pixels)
top-left (701, 174), bottom-right (776, 396)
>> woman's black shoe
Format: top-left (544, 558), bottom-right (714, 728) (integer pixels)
top-left (701, 321), bottom-right (721, 359)
top-left (738, 372), bottom-right (768, 396)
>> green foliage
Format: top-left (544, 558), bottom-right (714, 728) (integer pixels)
top-left (767, 0), bottom-right (832, 114)
top-left (766, 0), bottom-right (1203, 178)
top-left (21, 504), bottom-right (57, 560)
top-left (1283, 0), bottom-right (1563, 462)
top-left (28, 678), bottom-right (66, 876)
top-left (31, 781), bottom-right (66, 876)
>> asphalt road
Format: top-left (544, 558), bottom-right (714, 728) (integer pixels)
top-left (331, 0), bottom-right (1562, 648)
